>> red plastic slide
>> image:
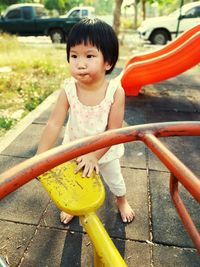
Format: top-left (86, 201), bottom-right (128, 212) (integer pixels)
top-left (125, 24), bottom-right (200, 68)
top-left (121, 26), bottom-right (200, 96)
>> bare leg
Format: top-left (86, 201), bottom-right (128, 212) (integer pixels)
top-left (60, 211), bottom-right (74, 225)
top-left (116, 196), bottom-right (135, 223)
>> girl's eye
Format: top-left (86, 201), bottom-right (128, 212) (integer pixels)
top-left (87, 55), bottom-right (95, 58)
top-left (70, 54), bottom-right (77, 58)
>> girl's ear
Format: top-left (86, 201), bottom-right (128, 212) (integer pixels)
top-left (104, 62), bottom-right (112, 72)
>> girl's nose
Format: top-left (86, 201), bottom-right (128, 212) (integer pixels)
top-left (77, 59), bottom-right (86, 69)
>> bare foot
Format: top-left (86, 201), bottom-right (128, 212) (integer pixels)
top-left (116, 196), bottom-right (135, 223)
top-left (60, 211), bottom-right (74, 225)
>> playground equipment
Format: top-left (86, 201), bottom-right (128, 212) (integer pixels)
top-left (121, 25), bottom-right (200, 96)
top-left (125, 24), bottom-right (200, 68)
top-left (38, 160), bottom-right (126, 266)
top-left (0, 121), bottom-right (200, 265)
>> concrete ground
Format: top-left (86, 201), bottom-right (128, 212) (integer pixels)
top-left (0, 65), bottom-right (200, 266)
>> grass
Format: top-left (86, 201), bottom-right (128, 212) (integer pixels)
top-left (0, 33), bottom-right (133, 137)
top-left (0, 34), bottom-right (69, 136)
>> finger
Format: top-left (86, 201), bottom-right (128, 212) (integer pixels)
top-left (76, 157), bottom-right (82, 163)
top-left (82, 165), bottom-right (90, 178)
top-left (95, 164), bottom-right (99, 175)
top-left (87, 166), bottom-right (94, 177)
top-left (75, 161), bottom-right (85, 173)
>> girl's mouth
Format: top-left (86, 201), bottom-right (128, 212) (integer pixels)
top-left (78, 73), bottom-right (89, 78)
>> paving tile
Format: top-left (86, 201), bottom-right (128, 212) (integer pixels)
top-left (0, 64), bottom-right (199, 267)
top-left (153, 244), bottom-right (200, 267)
top-left (165, 68), bottom-right (200, 87)
top-left (114, 240), bottom-right (151, 267)
top-left (125, 94), bottom-right (197, 113)
top-left (20, 228), bottom-right (74, 267)
top-left (124, 105), bottom-right (147, 125)
top-left (0, 179), bottom-right (50, 225)
top-left (0, 155), bottom-right (25, 173)
top-left (40, 168), bottom-right (150, 242)
top-left (0, 221), bottom-right (36, 267)
top-left (147, 150), bottom-right (168, 172)
top-left (1, 124), bottom-right (45, 158)
top-left (150, 170), bottom-right (200, 248)
top-left (114, 168), bottom-right (149, 241)
top-left (96, 168), bottom-right (149, 241)
top-left (148, 136), bottom-right (200, 175)
top-left (121, 141), bottom-right (147, 169)
top-left (19, 226), bottom-right (151, 267)
top-left (145, 109), bottom-right (200, 123)
top-left (39, 200), bottom-right (83, 232)
top-left (2, 124), bottom-right (64, 158)
top-left (163, 136), bottom-right (200, 176)
top-left (33, 106), bottom-right (54, 124)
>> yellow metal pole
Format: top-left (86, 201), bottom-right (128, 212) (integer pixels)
top-left (93, 248), bottom-right (104, 267)
top-left (80, 213), bottom-right (127, 267)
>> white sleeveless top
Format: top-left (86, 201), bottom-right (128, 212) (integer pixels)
top-left (62, 78), bottom-right (124, 164)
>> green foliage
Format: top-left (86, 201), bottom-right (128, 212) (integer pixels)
top-left (44, 0), bottom-right (88, 14)
top-left (0, 0), bottom-right (33, 8)
top-left (0, 4), bottom-right (6, 13)
top-left (95, 0), bottom-right (114, 15)
top-left (0, 34), bottom-right (69, 136)
top-left (0, 1), bottom-right (35, 13)
top-left (0, 0), bottom-right (18, 5)
top-left (24, 89), bottom-right (50, 111)
top-left (44, 0), bottom-right (66, 13)
top-left (0, 116), bottom-right (17, 130)
top-left (44, 0), bottom-right (114, 15)
top-left (147, 0), bottom-right (195, 9)
top-left (0, 0), bottom-right (115, 15)
top-left (0, 33), bottom-right (19, 50)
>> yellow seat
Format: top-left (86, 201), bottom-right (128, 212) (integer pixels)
top-left (38, 160), bottom-right (126, 266)
top-left (38, 160), bottom-right (105, 215)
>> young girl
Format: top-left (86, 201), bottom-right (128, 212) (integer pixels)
top-left (37, 18), bottom-right (135, 224)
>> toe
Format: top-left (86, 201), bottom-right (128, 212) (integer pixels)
top-left (122, 216), bottom-right (127, 223)
top-left (60, 212), bottom-right (74, 225)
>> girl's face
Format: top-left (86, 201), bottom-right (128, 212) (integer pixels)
top-left (69, 43), bottom-right (111, 84)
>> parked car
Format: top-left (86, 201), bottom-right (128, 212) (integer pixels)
top-left (62, 6), bottom-right (95, 18)
top-left (0, 3), bottom-right (91, 43)
top-left (137, 1), bottom-right (200, 45)
top-left (61, 7), bottom-right (113, 26)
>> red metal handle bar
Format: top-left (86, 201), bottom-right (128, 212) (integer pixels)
top-left (170, 174), bottom-right (200, 253)
top-left (0, 121), bottom-right (200, 200)
top-left (141, 133), bottom-right (200, 203)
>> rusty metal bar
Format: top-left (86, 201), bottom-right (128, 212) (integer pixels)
top-left (0, 121), bottom-right (199, 252)
top-left (170, 173), bottom-right (200, 253)
top-left (0, 121), bottom-right (200, 200)
top-left (140, 132), bottom-right (200, 203)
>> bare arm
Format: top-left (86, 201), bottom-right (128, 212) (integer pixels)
top-left (76, 86), bottom-right (125, 176)
top-left (37, 89), bottom-right (69, 154)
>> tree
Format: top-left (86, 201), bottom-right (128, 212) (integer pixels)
top-left (113, 0), bottom-right (123, 35)
top-left (95, 0), bottom-right (114, 15)
top-left (0, 0), bottom-right (19, 4)
top-left (44, 0), bottom-right (72, 14)
top-left (0, 0), bottom-right (33, 12)
top-left (137, 0), bottom-right (193, 22)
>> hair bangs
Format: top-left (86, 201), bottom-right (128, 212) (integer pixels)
top-left (67, 18), bottom-right (119, 74)
top-left (67, 21), bottom-right (101, 59)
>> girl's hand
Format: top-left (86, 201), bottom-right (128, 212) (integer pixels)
top-left (75, 153), bottom-right (99, 177)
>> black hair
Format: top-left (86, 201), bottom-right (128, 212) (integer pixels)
top-left (66, 18), bottom-right (119, 74)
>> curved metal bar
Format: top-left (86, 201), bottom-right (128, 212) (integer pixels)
top-left (0, 121), bottom-right (200, 200)
top-left (141, 133), bottom-right (200, 203)
top-left (0, 121), bottom-right (200, 253)
top-left (170, 173), bottom-right (200, 254)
